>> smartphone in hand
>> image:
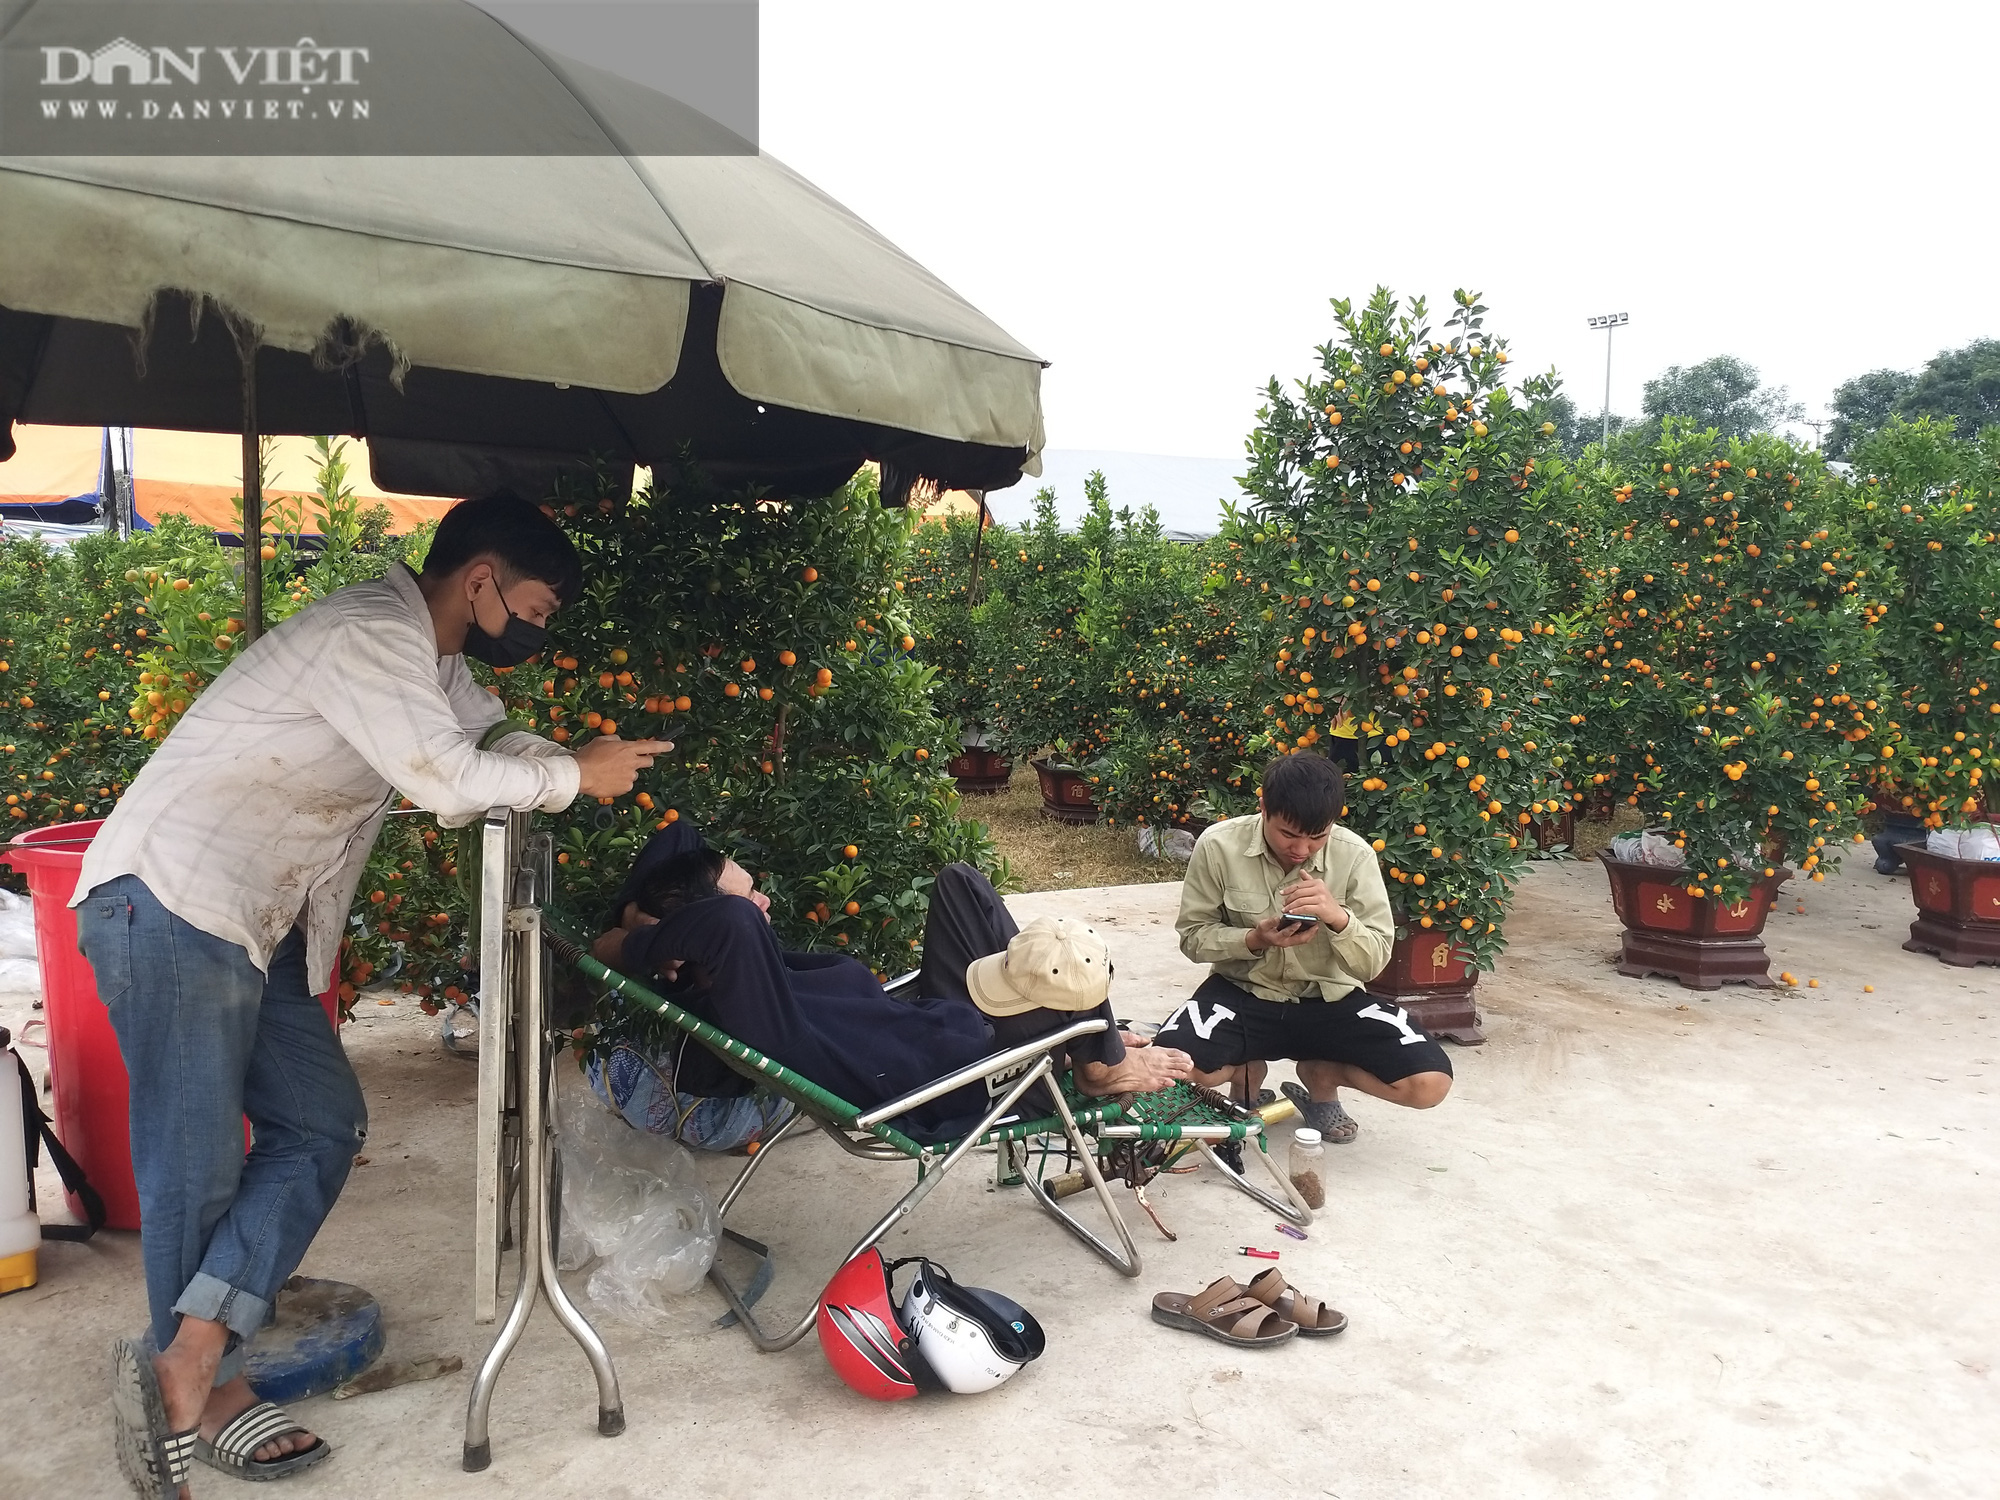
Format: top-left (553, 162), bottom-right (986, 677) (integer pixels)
top-left (1277, 912), bottom-right (1319, 932)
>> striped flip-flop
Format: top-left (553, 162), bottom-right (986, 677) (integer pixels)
top-left (195, 1400), bottom-right (330, 1482)
top-left (110, 1338), bottom-right (196, 1499)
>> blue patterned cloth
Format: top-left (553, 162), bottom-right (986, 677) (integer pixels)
top-left (586, 1043), bottom-right (796, 1153)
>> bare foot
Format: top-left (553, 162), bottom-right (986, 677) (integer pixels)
top-left (152, 1321), bottom-right (321, 1492)
top-left (1078, 1045), bottom-right (1195, 1095)
top-left (152, 1327), bottom-right (223, 1500)
top-left (200, 1374), bottom-right (320, 1464)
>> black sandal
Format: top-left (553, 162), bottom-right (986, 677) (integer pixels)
top-left (195, 1400), bottom-right (331, 1482)
top-left (111, 1338), bottom-right (197, 1499)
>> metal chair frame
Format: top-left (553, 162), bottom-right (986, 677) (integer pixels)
top-left (554, 931), bottom-right (1316, 1351)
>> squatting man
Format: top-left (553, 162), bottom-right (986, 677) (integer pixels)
top-left (1163, 752), bottom-right (1454, 1148)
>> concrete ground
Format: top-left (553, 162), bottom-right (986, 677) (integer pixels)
top-left (3, 856), bottom-right (1996, 1500)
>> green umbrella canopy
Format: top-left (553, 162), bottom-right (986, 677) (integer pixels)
top-left (0, 0), bottom-right (1045, 502)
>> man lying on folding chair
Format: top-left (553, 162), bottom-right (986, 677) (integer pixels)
top-left (561, 823), bottom-right (1309, 1344)
top-left (586, 822), bottom-right (1194, 1148)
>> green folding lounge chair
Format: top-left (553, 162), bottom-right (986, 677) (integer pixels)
top-left (545, 928), bottom-right (1312, 1352)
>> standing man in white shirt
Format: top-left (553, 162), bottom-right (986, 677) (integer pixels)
top-left (76, 495), bottom-right (668, 1499)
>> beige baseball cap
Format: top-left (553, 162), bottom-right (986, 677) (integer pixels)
top-left (965, 915), bottom-right (1110, 1017)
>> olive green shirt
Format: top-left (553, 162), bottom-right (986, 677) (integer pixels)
top-left (1175, 814), bottom-right (1395, 1003)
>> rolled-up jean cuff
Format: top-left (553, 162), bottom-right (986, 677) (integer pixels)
top-left (176, 1272), bottom-right (271, 1345)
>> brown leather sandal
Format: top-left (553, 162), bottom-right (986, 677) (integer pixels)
top-left (1150, 1275), bottom-right (1298, 1347)
top-left (1245, 1267), bottom-right (1347, 1336)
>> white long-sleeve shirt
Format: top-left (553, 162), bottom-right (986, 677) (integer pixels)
top-left (75, 563), bottom-right (579, 985)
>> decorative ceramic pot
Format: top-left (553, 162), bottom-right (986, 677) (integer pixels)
top-left (946, 747), bottom-right (1014, 795)
top-left (1367, 930), bottom-right (1483, 1045)
top-left (1869, 813), bottom-right (1927, 875)
top-left (1601, 852), bottom-right (1792, 990)
top-left (1897, 843), bottom-right (2000, 968)
top-left (1030, 757), bottom-right (1098, 825)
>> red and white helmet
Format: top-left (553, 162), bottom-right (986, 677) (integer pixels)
top-left (815, 1248), bottom-right (921, 1402)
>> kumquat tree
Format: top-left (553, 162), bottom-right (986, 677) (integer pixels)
top-left (973, 482), bottom-right (1118, 767)
top-left (1573, 423), bottom-right (1885, 899)
top-left (1846, 418), bottom-right (2000, 829)
top-left (901, 507), bottom-right (993, 740)
top-left (1083, 524), bottom-right (1258, 831)
top-left (123, 439), bottom-right (421, 747)
top-left (0, 525), bottom-right (169, 834)
top-left (0, 441), bottom-right (423, 847)
top-left (488, 463), bottom-right (1000, 1014)
top-left (1225, 287), bottom-right (1576, 963)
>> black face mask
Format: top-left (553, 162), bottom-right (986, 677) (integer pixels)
top-left (463, 586), bottom-right (547, 668)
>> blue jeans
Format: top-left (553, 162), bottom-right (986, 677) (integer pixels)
top-left (77, 875), bottom-right (367, 1385)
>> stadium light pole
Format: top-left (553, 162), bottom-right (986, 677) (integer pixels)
top-left (1585, 312), bottom-right (1630, 446)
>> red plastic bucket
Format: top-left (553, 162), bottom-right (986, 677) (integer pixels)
top-left (2, 820), bottom-right (341, 1231)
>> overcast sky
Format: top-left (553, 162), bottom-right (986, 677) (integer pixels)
top-left (756, 0), bottom-right (1996, 463)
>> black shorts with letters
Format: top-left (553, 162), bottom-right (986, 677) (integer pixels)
top-left (1156, 975), bottom-right (1453, 1084)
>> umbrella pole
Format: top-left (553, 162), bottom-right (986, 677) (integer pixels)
top-left (965, 491), bottom-right (989, 606)
top-left (239, 339), bottom-right (263, 643)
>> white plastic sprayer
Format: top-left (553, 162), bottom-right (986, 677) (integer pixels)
top-left (1, 1028), bottom-right (38, 1294)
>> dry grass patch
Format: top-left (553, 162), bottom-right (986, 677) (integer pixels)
top-left (959, 768), bottom-right (1184, 894)
top-left (1570, 804), bottom-right (1644, 862)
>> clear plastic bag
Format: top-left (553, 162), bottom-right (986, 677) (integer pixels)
top-left (0, 889), bottom-right (41, 996)
top-left (440, 1000), bottom-right (479, 1059)
top-left (552, 1061), bottom-right (720, 1329)
top-left (1136, 825), bottom-right (1198, 863)
top-left (1609, 829), bottom-right (1686, 869)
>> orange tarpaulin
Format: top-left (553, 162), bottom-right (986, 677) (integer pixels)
top-left (0, 424), bottom-right (457, 533)
top-left (0, 422), bottom-right (101, 504)
top-left (132, 430), bottom-right (458, 535)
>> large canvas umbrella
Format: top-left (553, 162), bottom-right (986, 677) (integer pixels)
top-left (0, 0), bottom-right (1045, 634)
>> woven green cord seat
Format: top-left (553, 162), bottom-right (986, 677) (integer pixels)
top-left (542, 923), bottom-right (1255, 1157)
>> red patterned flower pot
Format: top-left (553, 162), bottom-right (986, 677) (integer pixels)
top-left (1030, 757), bottom-right (1099, 825)
top-left (946, 747), bottom-right (1014, 795)
top-left (1601, 852), bottom-right (1791, 990)
top-left (1898, 844), bottom-right (2000, 968)
top-left (1368, 929), bottom-right (1483, 1045)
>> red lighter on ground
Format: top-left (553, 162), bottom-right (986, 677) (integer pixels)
top-left (1238, 1247), bottom-right (1280, 1260)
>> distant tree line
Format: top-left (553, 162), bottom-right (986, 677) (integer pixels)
top-left (1826, 339), bottom-right (2000, 458)
top-left (1536, 339), bottom-right (1999, 462)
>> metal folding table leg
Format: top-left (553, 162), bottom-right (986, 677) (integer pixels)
top-left (463, 822), bottom-right (623, 1471)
